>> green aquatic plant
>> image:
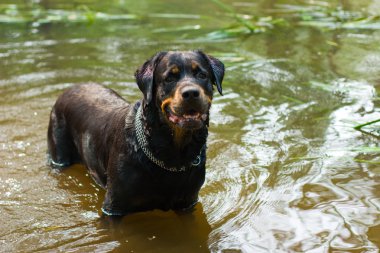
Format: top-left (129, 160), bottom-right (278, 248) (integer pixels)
top-left (354, 119), bottom-right (380, 138)
top-left (2, 1), bottom-right (380, 35)
top-left (352, 146), bottom-right (380, 165)
top-left (354, 119), bottom-right (380, 131)
top-left (0, 4), bottom-right (137, 24)
top-left (210, 0), bottom-right (256, 32)
top-left (207, 0), bottom-right (286, 39)
top-left (284, 4), bottom-right (380, 29)
top-left (354, 159), bottom-right (380, 164)
top-left (351, 146), bottom-right (380, 153)
top-left (207, 1), bottom-right (380, 40)
top-left (351, 113), bottom-right (380, 156)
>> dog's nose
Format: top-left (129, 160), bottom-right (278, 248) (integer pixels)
top-left (181, 86), bottom-right (200, 100)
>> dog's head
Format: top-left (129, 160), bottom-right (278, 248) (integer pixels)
top-left (135, 50), bottom-right (224, 130)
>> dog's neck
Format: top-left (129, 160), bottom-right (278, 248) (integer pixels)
top-left (140, 101), bottom-right (208, 168)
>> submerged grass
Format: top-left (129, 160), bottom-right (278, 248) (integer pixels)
top-left (206, 1), bottom-right (380, 39)
top-left (0, 4), bottom-right (138, 24)
top-left (354, 119), bottom-right (380, 131)
top-left (354, 119), bottom-right (380, 138)
top-left (207, 0), bottom-right (286, 39)
top-left (353, 146), bottom-right (380, 165)
top-left (354, 159), bottom-right (380, 164)
top-left (295, 5), bottom-right (380, 29)
top-left (351, 146), bottom-right (380, 153)
top-left (2, 1), bottom-right (380, 36)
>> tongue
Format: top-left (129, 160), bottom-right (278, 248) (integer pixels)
top-left (169, 114), bottom-right (181, 123)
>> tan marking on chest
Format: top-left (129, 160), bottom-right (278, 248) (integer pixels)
top-left (173, 126), bottom-right (187, 148)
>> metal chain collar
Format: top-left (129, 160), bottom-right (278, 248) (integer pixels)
top-left (134, 104), bottom-right (202, 172)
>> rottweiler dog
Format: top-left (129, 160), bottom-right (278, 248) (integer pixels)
top-left (47, 50), bottom-right (224, 215)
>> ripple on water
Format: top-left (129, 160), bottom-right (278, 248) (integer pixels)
top-left (1, 9), bottom-right (380, 251)
top-left (203, 141), bottom-right (275, 251)
top-left (203, 68), bottom-right (380, 251)
top-left (210, 92), bottom-right (241, 126)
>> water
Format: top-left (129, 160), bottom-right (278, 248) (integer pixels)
top-left (1, 0), bottom-right (379, 252)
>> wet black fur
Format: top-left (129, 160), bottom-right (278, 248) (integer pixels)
top-left (47, 50), bottom-right (224, 215)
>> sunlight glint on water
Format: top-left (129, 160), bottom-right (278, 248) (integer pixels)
top-left (0, 0), bottom-right (379, 252)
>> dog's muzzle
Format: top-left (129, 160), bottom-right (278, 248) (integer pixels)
top-left (161, 85), bottom-right (210, 129)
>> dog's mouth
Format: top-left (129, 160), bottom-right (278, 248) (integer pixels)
top-left (165, 107), bottom-right (208, 129)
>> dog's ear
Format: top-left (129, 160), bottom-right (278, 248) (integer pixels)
top-left (135, 52), bottom-right (167, 104)
top-left (196, 50), bottom-right (225, 95)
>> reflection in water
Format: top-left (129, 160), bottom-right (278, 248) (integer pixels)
top-left (1, 0), bottom-right (380, 252)
top-left (51, 165), bottom-right (212, 252)
top-left (99, 205), bottom-right (211, 253)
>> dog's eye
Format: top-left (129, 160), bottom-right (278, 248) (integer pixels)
top-left (197, 72), bottom-right (207, 80)
top-left (165, 75), bottom-right (178, 83)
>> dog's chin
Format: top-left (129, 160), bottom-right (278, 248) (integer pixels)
top-left (165, 107), bottom-right (208, 130)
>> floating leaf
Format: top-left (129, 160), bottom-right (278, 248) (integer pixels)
top-left (148, 13), bottom-right (201, 19)
top-left (0, 4), bottom-right (138, 25)
top-left (351, 147), bottom-right (380, 153)
top-left (354, 159), bottom-right (380, 164)
top-left (309, 81), bottom-right (334, 92)
top-left (152, 25), bottom-right (201, 33)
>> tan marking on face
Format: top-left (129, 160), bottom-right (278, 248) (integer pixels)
top-left (172, 86), bottom-right (182, 102)
top-left (161, 97), bottom-right (172, 114)
top-left (191, 61), bottom-right (198, 70)
top-left (171, 66), bottom-right (179, 74)
top-left (160, 97), bottom-right (185, 147)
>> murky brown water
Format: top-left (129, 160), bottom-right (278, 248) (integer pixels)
top-left (1, 0), bottom-right (380, 252)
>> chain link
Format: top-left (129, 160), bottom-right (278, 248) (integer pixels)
top-left (134, 104), bottom-right (202, 172)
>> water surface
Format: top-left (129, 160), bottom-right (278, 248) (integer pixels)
top-left (1, 0), bottom-right (379, 252)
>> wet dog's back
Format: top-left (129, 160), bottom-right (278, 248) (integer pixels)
top-left (48, 84), bottom-right (131, 186)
